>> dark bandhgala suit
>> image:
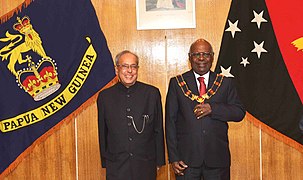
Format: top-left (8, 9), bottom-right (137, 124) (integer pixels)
top-left (98, 81), bottom-right (165, 180)
top-left (166, 70), bottom-right (245, 169)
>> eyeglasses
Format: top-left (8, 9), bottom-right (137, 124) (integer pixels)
top-left (116, 64), bottom-right (139, 71)
top-left (189, 52), bottom-right (214, 59)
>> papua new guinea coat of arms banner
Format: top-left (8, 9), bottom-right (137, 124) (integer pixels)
top-left (0, 0), bottom-right (115, 176)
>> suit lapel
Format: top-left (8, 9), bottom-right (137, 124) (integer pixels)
top-left (205, 71), bottom-right (216, 103)
top-left (183, 70), bottom-right (199, 95)
top-left (208, 71), bottom-right (216, 90)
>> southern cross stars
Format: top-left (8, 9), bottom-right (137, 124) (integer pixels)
top-left (240, 57), bottom-right (250, 67)
top-left (251, 10), bottom-right (267, 29)
top-left (220, 66), bottom-right (234, 78)
top-left (251, 41), bottom-right (267, 59)
top-left (221, 9), bottom-right (269, 77)
top-left (225, 20), bottom-right (241, 38)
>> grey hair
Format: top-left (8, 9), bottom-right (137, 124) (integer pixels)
top-left (115, 50), bottom-right (139, 65)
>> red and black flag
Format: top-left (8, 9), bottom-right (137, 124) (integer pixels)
top-left (0, 0), bottom-right (115, 177)
top-left (215, 0), bottom-right (303, 148)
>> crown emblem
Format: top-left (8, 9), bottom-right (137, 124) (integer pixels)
top-left (16, 56), bottom-right (61, 101)
top-left (13, 16), bottom-right (31, 35)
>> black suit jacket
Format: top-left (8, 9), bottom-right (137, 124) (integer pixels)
top-left (165, 70), bottom-right (245, 167)
top-left (97, 81), bottom-right (165, 179)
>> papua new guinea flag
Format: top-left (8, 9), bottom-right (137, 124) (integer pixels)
top-left (215, 0), bottom-right (303, 148)
top-left (0, 0), bottom-right (115, 176)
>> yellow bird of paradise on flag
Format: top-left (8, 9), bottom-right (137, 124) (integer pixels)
top-left (292, 37), bottom-right (303, 52)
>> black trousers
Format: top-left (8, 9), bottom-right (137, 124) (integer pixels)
top-left (175, 163), bottom-right (230, 180)
top-left (106, 154), bottom-right (157, 180)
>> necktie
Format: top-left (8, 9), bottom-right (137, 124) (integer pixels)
top-left (198, 77), bottom-right (206, 96)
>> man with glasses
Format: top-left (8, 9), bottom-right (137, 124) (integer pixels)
top-left (165, 39), bottom-right (245, 180)
top-left (97, 50), bottom-right (165, 180)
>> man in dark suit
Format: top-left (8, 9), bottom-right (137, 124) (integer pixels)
top-left (97, 50), bottom-right (165, 180)
top-left (165, 39), bottom-right (246, 180)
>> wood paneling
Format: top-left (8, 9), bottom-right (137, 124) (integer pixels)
top-left (229, 120), bottom-right (260, 180)
top-left (262, 131), bottom-right (303, 180)
top-left (76, 103), bottom-right (105, 179)
top-left (3, 120), bottom-right (76, 180)
top-left (1, 0), bottom-right (302, 180)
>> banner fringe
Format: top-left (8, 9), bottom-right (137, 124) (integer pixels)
top-left (0, 0), bottom-right (33, 25)
top-left (246, 112), bottom-right (303, 153)
top-left (0, 76), bottom-right (118, 179)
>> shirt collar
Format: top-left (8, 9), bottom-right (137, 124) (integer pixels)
top-left (193, 71), bottom-right (210, 80)
top-left (193, 70), bottom-right (210, 88)
top-left (117, 81), bottom-right (138, 93)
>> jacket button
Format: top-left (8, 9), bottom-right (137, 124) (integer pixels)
top-left (129, 137), bottom-right (133, 141)
top-left (128, 122), bottom-right (132, 126)
top-left (126, 108), bottom-right (131, 112)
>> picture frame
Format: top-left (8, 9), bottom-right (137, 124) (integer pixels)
top-left (136, 0), bottom-right (196, 30)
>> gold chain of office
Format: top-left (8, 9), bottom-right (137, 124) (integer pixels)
top-left (175, 74), bottom-right (224, 103)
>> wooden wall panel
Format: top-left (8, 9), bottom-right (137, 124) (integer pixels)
top-left (262, 131), bottom-right (303, 180)
top-left (0, 0), bottom-right (22, 16)
top-left (229, 120), bottom-right (261, 180)
top-left (76, 104), bottom-right (105, 179)
top-left (3, 120), bottom-right (76, 180)
top-left (1, 0), bottom-right (303, 180)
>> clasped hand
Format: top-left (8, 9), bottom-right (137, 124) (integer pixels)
top-left (172, 161), bottom-right (188, 176)
top-left (193, 103), bottom-right (211, 119)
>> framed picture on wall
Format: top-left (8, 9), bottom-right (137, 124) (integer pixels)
top-left (136, 0), bottom-right (196, 30)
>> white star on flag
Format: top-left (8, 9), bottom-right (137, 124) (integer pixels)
top-left (251, 41), bottom-right (267, 59)
top-left (240, 57), bottom-right (250, 67)
top-left (225, 20), bottom-right (241, 38)
top-left (251, 10), bottom-right (267, 29)
top-left (220, 66), bottom-right (234, 77)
